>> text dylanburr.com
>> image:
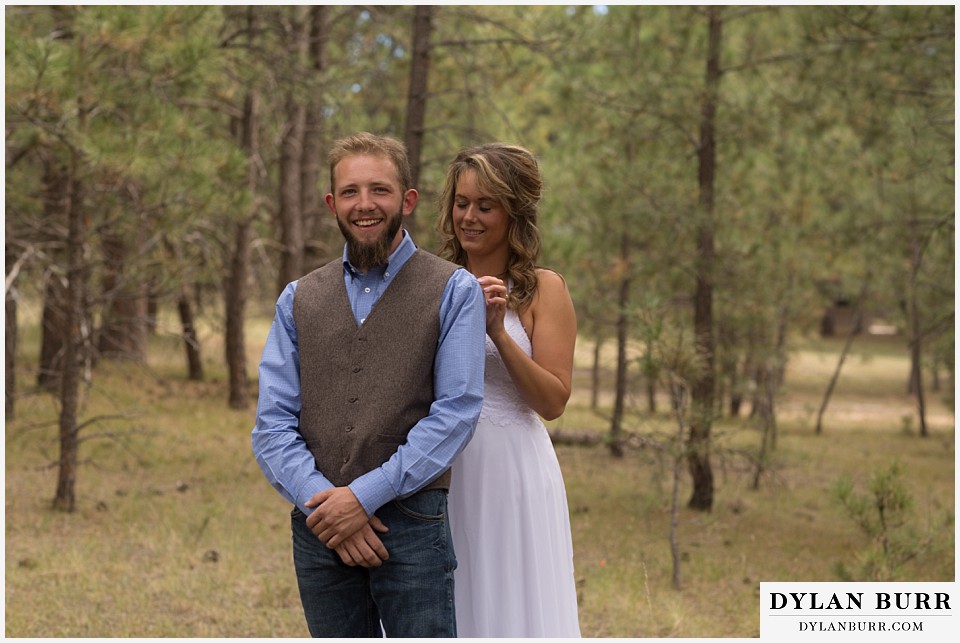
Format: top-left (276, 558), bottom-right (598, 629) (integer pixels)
top-left (760, 582), bottom-right (955, 639)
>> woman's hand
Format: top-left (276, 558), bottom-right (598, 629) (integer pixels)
top-left (477, 275), bottom-right (508, 338)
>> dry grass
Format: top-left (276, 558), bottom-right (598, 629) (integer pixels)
top-left (4, 315), bottom-right (955, 638)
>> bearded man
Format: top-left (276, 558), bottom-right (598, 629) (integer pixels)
top-left (252, 132), bottom-right (486, 637)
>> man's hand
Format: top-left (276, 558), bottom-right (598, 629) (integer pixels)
top-left (334, 516), bottom-right (389, 568)
top-left (305, 486), bottom-right (369, 548)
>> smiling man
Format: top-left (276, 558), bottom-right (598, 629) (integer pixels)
top-left (251, 132), bottom-right (486, 638)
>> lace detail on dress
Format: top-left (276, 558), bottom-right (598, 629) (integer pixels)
top-left (479, 309), bottom-right (539, 426)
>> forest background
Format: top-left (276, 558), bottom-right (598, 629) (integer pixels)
top-left (4, 4), bottom-right (956, 638)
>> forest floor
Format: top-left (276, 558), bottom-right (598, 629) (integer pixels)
top-left (4, 315), bottom-right (955, 638)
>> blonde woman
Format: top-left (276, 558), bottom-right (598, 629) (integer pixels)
top-left (438, 143), bottom-right (581, 637)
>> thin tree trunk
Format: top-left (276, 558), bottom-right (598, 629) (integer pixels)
top-left (751, 364), bottom-right (775, 490)
top-left (768, 270), bottom-right (793, 451)
top-left (816, 276), bottom-right (869, 434)
top-left (225, 219), bottom-right (251, 409)
top-left (668, 376), bottom-right (688, 590)
top-left (906, 216), bottom-right (928, 437)
top-left (644, 336), bottom-right (657, 414)
top-left (5, 241), bottom-right (17, 419)
top-left (404, 5), bottom-right (434, 229)
top-left (277, 6), bottom-right (308, 295)
top-left (687, 6), bottom-right (722, 511)
top-left (225, 86), bottom-right (259, 410)
top-left (224, 9), bottom-right (262, 410)
top-left (37, 159), bottom-right (70, 391)
top-left (591, 333), bottom-right (602, 411)
top-left (178, 290), bottom-right (204, 381)
top-left (609, 232), bottom-right (631, 458)
top-left (277, 95), bottom-right (305, 293)
top-left (53, 152), bottom-right (86, 513)
top-left (301, 5), bottom-right (329, 269)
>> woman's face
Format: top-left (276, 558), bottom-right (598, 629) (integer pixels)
top-left (452, 169), bottom-right (510, 259)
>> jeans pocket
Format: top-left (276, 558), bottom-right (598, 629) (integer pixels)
top-left (392, 489), bottom-right (446, 522)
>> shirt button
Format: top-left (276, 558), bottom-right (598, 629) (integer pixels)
top-left (364, 287), bottom-right (371, 293)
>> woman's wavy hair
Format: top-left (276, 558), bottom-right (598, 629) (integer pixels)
top-left (437, 143), bottom-right (543, 313)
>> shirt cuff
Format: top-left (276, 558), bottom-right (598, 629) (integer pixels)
top-left (348, 468), bottom-right (396, 517)
top-left (295, 475), bottom-right (333, 516)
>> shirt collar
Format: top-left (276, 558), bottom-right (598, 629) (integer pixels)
top-left (341, 229), bottom-right (416, 277)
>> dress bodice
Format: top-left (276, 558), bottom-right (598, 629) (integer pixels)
top-left (479, 308), bottom-right (539, 427)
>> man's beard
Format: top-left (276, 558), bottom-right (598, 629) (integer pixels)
top-left (337, 208), bottom-right (404, 271)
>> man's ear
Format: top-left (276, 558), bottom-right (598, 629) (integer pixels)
top-left (402, 188), bottom-right (419, 216)
top-left (325, 193), bottom-right (336, 215)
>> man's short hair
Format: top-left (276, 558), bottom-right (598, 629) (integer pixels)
top-left (328, 132), bottom-right (412, 193)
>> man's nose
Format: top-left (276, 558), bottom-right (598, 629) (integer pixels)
top-left (357, 189), bottom-right (376, 211)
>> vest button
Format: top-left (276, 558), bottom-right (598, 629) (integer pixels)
top-left (352, 366), bottom-right (361, 373)
top-left (348, 396), bottom-right (358, 403)
top-left (345, 426), bottom-right (353, 432)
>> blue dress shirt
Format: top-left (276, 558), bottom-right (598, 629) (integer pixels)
top-left (252, 231), bottom-right (485, 517)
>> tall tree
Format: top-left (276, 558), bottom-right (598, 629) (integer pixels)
top-left (301, 5), bottom-right (332, 270)
top-left (404, 5), bottom-right (434, 236)
top-left (276, 6), bottom-right (309, 295)
top-left (686, 7), bottom-right (723, 510)
top-left (53, 146), bottom-right (88, 512)
top-left (222, 7), bottom-right (265, 410)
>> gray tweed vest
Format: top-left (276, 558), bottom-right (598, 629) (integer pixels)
top-left (292, 249), bottom-right (459, 490)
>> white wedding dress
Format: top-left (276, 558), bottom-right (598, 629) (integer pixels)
top-left (449, 307), bottom-right (581, 638)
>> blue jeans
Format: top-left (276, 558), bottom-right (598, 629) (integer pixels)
top-left (291, 488), bottom-right (457, 638)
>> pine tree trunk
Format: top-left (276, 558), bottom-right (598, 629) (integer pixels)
top-left (178, 291), bottom-right (204, 381)
top-left (608, 232), bottom-right (631, 458)
top-left (225, 217), bottom-right (251, 409)
top-left (277, 6), bottom-right (308, 295)
top-left (404, 5), bottom-right (434, 237)
top-left (53, 155), bottom-right (86, 513)
top-left (687, 7), bottom-right (722, 511)
top-left (225, 85), bottom-right (259, 410)
top-left (37, 159), bottom-right (70, 391)
top-left (906, 218), bottom-right (928, 437)
top-left (591, 334), bottom-right (602, 411)
top-left (301, 6), bottom-right (329, 270)
top-left (5, 242), bottom-right (17, 419)
top-left (817, 278), bottom-right (869, 434)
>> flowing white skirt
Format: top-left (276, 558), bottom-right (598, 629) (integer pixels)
top-left (448, 311), bottom-right (580, 637)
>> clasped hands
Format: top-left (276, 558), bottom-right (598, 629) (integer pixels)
top-left (305, 487), bottom-right (389, 568)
